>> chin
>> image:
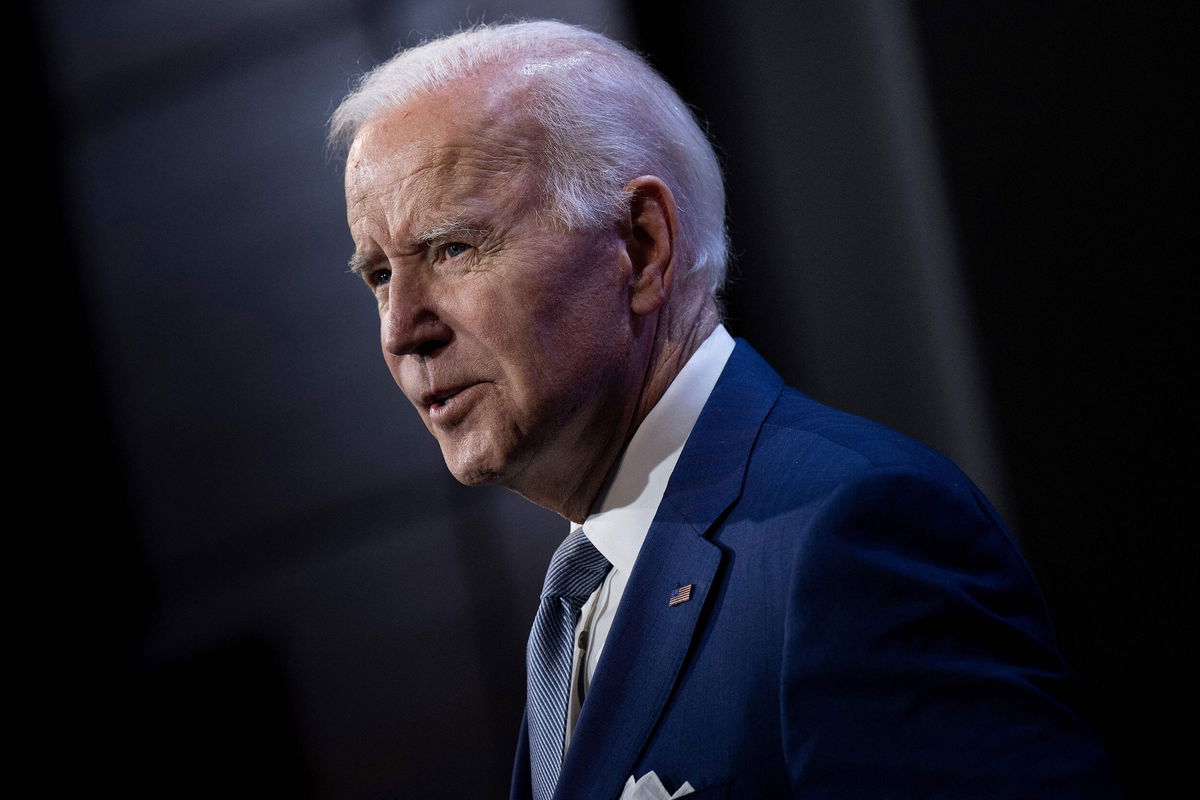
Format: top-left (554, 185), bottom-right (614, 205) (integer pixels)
top-left (448, 463), bottom-right (504, 487)
top-left (440, 441), bottom-right (508, 487)
top-left (441, 434), bottom-right (545, 494)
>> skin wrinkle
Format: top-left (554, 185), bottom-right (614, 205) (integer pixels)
top-left (345, 73), bottom-right (718, 522)
top-left (350, 141), bottom-right (527, 288)
top-left (346, 116), bottom-right (532, 219)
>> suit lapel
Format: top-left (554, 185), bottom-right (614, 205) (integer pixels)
top-left (552, 341), bottom-right (784, 800)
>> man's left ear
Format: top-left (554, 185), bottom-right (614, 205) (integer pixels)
top-left (623, 176), bottom-right (678, 316)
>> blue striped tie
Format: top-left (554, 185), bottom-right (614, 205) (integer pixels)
top-left (526, 528), bottom-right (611, 800)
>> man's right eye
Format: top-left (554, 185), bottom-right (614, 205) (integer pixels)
top-left (372, 269), bottom-right (392, 287)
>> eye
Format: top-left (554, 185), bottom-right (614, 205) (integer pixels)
top-left (442, 242), bottom-right (471, 259)
top-left (372, 268), bottom-right (392, 288)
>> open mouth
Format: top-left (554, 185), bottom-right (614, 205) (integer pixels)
top-left (425, 383), bottom-right (483, 420)
top-left (429, 384), bottom-right (472, 408)
top-left (431, 390), bottom-right (460, 408)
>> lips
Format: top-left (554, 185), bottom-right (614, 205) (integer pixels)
top-left (423, 383), bottom-right (472, 408)
top-left (424, 382), bottom-right (484, 423)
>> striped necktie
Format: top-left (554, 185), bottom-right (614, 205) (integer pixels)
top-left (526, 528), bottom-right (611, 800)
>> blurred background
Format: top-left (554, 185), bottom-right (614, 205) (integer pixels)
top-left (25, 0), bottom-right (1192, 796)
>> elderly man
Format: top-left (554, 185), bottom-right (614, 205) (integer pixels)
top-left (331, 20), bottom-right (1118, 800)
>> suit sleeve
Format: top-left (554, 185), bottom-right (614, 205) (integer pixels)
top-left (779, 467), bottom-right (1122, 798)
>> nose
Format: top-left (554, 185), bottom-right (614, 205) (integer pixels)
top-left (380, 271), bottom-right (453, 358)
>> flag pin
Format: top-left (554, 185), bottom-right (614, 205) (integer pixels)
top-left (668, 583), bottom-right (694, 607)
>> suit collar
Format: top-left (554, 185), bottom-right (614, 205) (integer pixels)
top-left (658, 340), bottom-right (784, 537)
top-left (579, 325), bottom-right (736, 574)
top-left (551, 340), bottom-right (784, 799)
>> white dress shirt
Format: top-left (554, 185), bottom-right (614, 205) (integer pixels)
top-left (563, 324), bottom-right (735, 746)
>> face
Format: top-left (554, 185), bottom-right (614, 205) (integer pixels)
top-left (344, 82), bottom-right (645, 511)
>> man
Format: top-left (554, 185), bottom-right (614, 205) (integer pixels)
top-left (331, 20), bottom-right (1119, 800)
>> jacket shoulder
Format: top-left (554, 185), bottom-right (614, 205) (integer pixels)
top-left (746, 386), bottom-right (992, 516)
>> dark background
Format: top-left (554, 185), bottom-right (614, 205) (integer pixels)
top-left (25, 1), bottom-right (1192, 797)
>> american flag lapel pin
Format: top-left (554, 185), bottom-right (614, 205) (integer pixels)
top-left (668, 583), bottom-right (694, 607)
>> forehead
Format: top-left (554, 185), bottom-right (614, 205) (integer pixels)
top-left (344, 81), bottom-right (542, 226)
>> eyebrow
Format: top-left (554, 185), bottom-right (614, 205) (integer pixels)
top-left (346, 218), bottom-right (490, 276)
top-left (415, 218), bottom-right (487, 244)
top-left (347, 252), bottom-right (375, 277)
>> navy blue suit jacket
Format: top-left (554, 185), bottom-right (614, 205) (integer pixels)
top-left (512, 341), bottom-right (1119, 799)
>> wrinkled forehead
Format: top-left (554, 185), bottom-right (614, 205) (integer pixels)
top-left (344, 75), bottom-right (547, 207)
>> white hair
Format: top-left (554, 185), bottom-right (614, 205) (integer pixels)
top-left (329, 20), bottom-right (728, 297)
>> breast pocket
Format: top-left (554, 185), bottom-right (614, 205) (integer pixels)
top-left (684, 780), bottom-right (730, 799)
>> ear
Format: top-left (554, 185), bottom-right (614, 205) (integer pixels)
top-left (623, 176), bottom-right (678, 316)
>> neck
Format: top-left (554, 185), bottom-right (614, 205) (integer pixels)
top-left (632, 304), bottom-right (721, 432)
top-left (548, 300), bottom-right (720, 523)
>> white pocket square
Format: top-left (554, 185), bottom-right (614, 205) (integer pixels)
top-left (619, 771), bottom-right (694, 799)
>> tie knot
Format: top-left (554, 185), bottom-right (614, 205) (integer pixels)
top-left (541, 528), bottom-right (610, 601)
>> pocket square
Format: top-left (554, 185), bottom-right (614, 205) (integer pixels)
top-left (619, 771), bottom-right (694, 799)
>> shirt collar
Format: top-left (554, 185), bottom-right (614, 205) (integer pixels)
top-left (572, 324), bottom-right (736, 573)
